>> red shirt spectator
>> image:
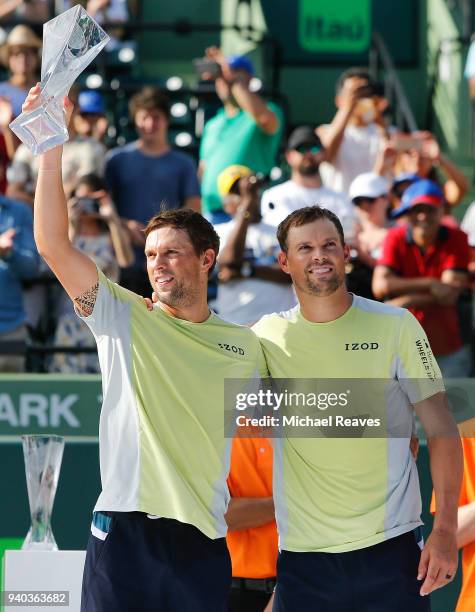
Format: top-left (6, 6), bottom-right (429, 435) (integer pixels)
top-left (373, 179), bottom-right (470, 377)
top-left (378, 223), bottom-right (469, 356)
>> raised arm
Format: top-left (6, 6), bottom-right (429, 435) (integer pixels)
top-left (28, 85), bottom-right (99, 315)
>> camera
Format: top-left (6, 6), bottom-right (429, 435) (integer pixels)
top-left (193, 57), bottom-right (221, 80)
top-left (76, 197), bottom-right (100, 215)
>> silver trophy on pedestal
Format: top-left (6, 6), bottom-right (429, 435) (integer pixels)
top-left (22, 435), bottom-right (65, 550)
top-left (9, 5), bottom-right (109, 155)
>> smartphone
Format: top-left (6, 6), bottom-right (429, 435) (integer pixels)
top-left (391, 134), bottom-right (423, 152)
top-left (193, 57), bottom-right (221, 80)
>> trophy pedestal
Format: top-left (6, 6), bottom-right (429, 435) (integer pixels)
top-left (10, 103), bottom-right (68, 156)
top-left (3, 550), bottom-right (86, 612)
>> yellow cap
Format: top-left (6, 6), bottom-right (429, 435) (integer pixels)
top-left (217, 165), bottom-right (252, 197)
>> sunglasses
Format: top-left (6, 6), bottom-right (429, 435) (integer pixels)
top-left (353, 197), bottom-right (377, 206)
top-left (294, 144), bottom-right (322, 154)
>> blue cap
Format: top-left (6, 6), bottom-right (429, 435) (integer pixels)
top-left (391, 179), bottom-right (444, 219)
top-left (227, 54), bottom-right (254, 75)
top-left (78, 90), bottom-right (105, 115)
top-left (392, 172), bottom-right (420, 188)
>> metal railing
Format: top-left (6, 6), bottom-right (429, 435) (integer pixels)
top-left (369, 31), bottom-right (418, 133)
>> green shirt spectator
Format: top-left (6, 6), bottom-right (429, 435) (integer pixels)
top-left (198, 49), bottom-right (283, 222)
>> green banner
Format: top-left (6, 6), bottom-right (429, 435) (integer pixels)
top-left (0, 375), bottom-right (101, 440)
top-left (298, 0), bottom-right (371, 53)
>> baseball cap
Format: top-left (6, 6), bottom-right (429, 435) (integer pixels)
top-left (287, 126), bottom-right (323, 151)
top-left (392, 172), bottom-right (420, 189)
top-left (391, 179), bottom-right (444, 219)
top-left (78, 90), bottom-right (105, 115)
top-left (349, 172), bottom-right (389, 202)
top-left (227, 54), bottom-right (254, 75)
top-left (217, 165), bottom-right (252, 197)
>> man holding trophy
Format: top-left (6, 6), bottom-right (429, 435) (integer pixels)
top-left (17, 6), bottom-right (267, 612)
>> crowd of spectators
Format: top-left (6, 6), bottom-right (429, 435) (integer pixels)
top-left (0, 31), bottom-right (472, 384)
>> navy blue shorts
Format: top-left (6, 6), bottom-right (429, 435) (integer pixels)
top-left (81, 512), bottom-right (231, 612)
top-left (273, 531), bottom-right (431, 612)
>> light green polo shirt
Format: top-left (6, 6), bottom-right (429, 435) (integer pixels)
top-left (253, 297), bottom-right (444, 553)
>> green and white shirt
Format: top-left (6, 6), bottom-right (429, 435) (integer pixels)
top-left (253, 296), bottom-right (444, 553)
top-left (81, 269), bottom-right (267, 539)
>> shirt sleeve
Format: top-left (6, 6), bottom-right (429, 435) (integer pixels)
top-left (377, 229), bottom-right (402, 272)
top-left (396, 310), bottom-right (445, 404)
top-left (77, 267), bottom-right (142, 337)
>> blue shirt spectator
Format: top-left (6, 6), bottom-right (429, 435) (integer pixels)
top-left (105, 143), bottom-right (200, 225)
top-left (0, 196), bottom-right (39, 333)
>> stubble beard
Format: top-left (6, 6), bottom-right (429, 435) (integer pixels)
top-left (297, 268), bottom-right (344, 297)
top-left (155, 279), bottom-right (197, 309)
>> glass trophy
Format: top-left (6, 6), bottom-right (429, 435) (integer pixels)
top-left (9, 5), bottom-right (109, 155)
top-left (22, 434), bottom-right (65, 550)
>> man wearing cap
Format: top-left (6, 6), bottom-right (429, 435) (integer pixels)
top-left (214, 164), bottom-right (295, 324)
top-left (261, 126), bottom-right (354, 238)
top-left (73, 90), bottom-right (108, 143)
top-left (198, 47), bottom-right (283, 224)
top-left (373, 178), bottom-right (471, 377)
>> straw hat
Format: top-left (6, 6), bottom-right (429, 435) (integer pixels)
top-left (0, 25), bottom-right (42, 66)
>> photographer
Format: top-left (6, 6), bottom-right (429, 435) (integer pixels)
top-left (317, 68), bottom-right (391, 195)
top-left (215, 165), bottom-right (295, 324)
top-left (50, 173), bottom-right (133, 373)
top-left (198, 48), bottom-right (283, 224)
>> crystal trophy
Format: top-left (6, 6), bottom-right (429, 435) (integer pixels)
top-left (22, 434), bottom-right (65, 550)
top-left (9, 6), bottom-right (109, 155)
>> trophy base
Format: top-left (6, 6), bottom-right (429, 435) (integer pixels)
top-left (22, 527), bottom-right (58, 551)
top-left (10, 105), bottom-right (69, 156)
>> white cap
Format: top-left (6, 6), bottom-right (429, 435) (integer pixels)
top-left (349, 172), bottom-right (389, 202)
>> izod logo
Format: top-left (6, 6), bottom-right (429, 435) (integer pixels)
top-left (345, 342), bottom-right (379, 351)
top-left (298, 0), bottom-right (371, 53)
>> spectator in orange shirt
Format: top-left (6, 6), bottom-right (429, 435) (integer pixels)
top-left (432, 419), bottom-right (475, 612)
top-left (226, 436), bottom-right (277, 611)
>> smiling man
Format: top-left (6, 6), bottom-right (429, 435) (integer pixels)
top-left (252, 206), bottom-right (462, 611)
top-left (373, 179), bottom-right (471, 378)
top-left (27, 85), bottom-right (267, 612)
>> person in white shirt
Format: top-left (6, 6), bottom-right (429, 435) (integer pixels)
top-left (214, 165), bottom-right (296, 325)
top-left (261, 126), bottom-right (355, 240)
top-left (317, 68), bottom-right (391, 194)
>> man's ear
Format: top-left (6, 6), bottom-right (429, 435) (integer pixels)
top-left (278, 250), bottom-right (290, 274)
top-left (202, 248), bottom-right (216, 274)
top-left (343, 243), bottom-right (351, 263)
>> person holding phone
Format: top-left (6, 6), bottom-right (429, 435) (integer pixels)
top-left (317, 67), bottom-right (392, 195)
top-left (198, 47), bottom-right (283, 224)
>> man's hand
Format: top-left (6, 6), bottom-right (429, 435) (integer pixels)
top-left (417, 528), bottom-right (458, 596)
top-left (430, 281), bottom-right (458, 305)
top-left (143, 291), bottom-right (158, 311)
top-left (339, 77), bottom-right (371, 112)
top-left (205, 46), bottom-right (236, 84)
top-left (0, 227), bottom-right (15, 257)
top-left (22, 84), bottom-right (74, 126)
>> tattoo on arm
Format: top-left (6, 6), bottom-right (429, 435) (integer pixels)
top-left (74, 282), bottom-right (99, 316)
